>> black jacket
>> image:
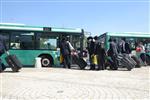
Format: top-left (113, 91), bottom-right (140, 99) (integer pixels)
top-left (0, 35), bottom-right (8, 56)
top-left (87, 40), bottom-right (95, 55)
top-left (95, 42), bottom-right (106, 58)
top-left (108, 41), bottom-right (118, 56)
top-left (60, 40), bottom-right (71, 56)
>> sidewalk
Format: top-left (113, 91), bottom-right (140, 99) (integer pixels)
top-left (0, 66), bottom-right (149, 100)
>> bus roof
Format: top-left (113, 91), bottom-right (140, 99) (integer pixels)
top-left (102, 32), bottom-right (150, 38)
top-left (0, 23), bottom-right (82, 33)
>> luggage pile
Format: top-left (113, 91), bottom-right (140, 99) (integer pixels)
top-left (116, 54), bottom-right (136, 71)
top-left (70, 50), bottom-right (145, 71)
top-left (106, 53), bottom-right (145, 71)
top-left (0, 51), bottom-right (22, 72)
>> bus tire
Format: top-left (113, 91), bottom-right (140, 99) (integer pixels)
top-left (41, 56), bottom-right (52, 67)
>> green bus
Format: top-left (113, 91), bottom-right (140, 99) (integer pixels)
top-left (0, 23), bottom-right (84, 67)
top-left (99, 32), bottom-right (150, 64)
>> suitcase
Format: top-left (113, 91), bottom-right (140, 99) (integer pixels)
top-left (0, 63), bottom-right (6, 72)
top-left (5, 55), bottom-right (22, 72)
top-left (72, 54), bottom-right (87, 69)
top-left (120, 56), bottom-right (134, 71)
top-left (122, 54), bottom-right (136, 67)
top-left (116, 54), bottom-right (134, 71)
top-left (131, 55), bottom-right (141, 68)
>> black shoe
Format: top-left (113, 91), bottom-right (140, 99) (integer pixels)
top-left (90, 67), bottom-right (95, 70)
top-left (2, 63), bottom-right (6, 71)
top-left (68, 65), bottom-right (71, 69)
top-left (113, 68), bottom-right (118, 70)
top-left (96, 68), bottom-right (100, 71)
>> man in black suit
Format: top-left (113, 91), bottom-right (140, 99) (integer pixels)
top-left (95, 41), bottom-right (106, 70)
top-left (108, 38), bottom-right (118, 70)
top-left (87, 36), bottom-right (95, 70)
top-left (59, 38), bottom-right (71, 68)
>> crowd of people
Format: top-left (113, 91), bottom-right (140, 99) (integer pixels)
top-left (87, 36), bottom-right (148, 71)
top-left (0, 34), bottom-right (149, 72)
top-left (59, 35), bottom-right (149, 70)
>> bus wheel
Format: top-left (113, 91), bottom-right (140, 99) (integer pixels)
top-left (41, 56), bottom-right (52, 67)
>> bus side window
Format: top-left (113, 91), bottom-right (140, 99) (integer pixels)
top-left (20, 35), bottom-right (34, 50)
top-left (10, 35), bottom-right (21, 49)
top-left (37, 33), bottom-right (57, 50)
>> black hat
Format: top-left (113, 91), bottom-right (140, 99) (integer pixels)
top-left (87, 36), bottom-right (93, 40)
top-left (94, 36), bottom-right (98, 40)
top-left (62, 37), bottom-right (66, 41)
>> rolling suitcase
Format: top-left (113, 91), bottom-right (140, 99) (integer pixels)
top-left (116, 54), bottom-right (133, 71)
top-left (123, 54), bottom-right (136, 67)
top-left (5, 54), bottom-right (22, 72)
top-left (131, 55), bottom-right (141, 68)
top-left (0, 63), bottom-right (6, 72)
top-left (120, 56), bottom-right (134, 71)
top-left (72, 54), bottom-right (87, 69)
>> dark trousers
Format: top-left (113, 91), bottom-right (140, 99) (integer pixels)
top-left (140, 53), bottom-right (147, 65)
top-left (63, 54), bottom-right (71, 68)
top-left (97, 55), bottom-right (105, 70)
top-left (110, 55), bottom-right (118, 70)
top-left (140, 53), bottom-right (146, 62)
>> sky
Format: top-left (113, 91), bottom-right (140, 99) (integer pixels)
top-left (0, 0), bottom-right (149, 36)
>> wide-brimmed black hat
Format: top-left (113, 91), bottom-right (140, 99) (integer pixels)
top-left (94, 36), bottom-right (98, 40)
top-left (87, 36), bottom-right (93, 40)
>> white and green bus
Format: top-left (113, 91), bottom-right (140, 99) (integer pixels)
top-left (0, 23), bottom-right (84, 67)
top-left (98, 32), bottom-right (150, 64)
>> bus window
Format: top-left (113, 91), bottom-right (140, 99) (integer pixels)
top-left (36, 33), bottom-right (57, 50)
top-left (110, 37), bottom-right (137, 50)
top-left (126, 38), bottom-right (136, 50)
top-left (72, 35), bottom-right (81, 49)
top-left (10, 32), bottom-right (34, 50)
top-left (145, 43), bottom-right (150, 53)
